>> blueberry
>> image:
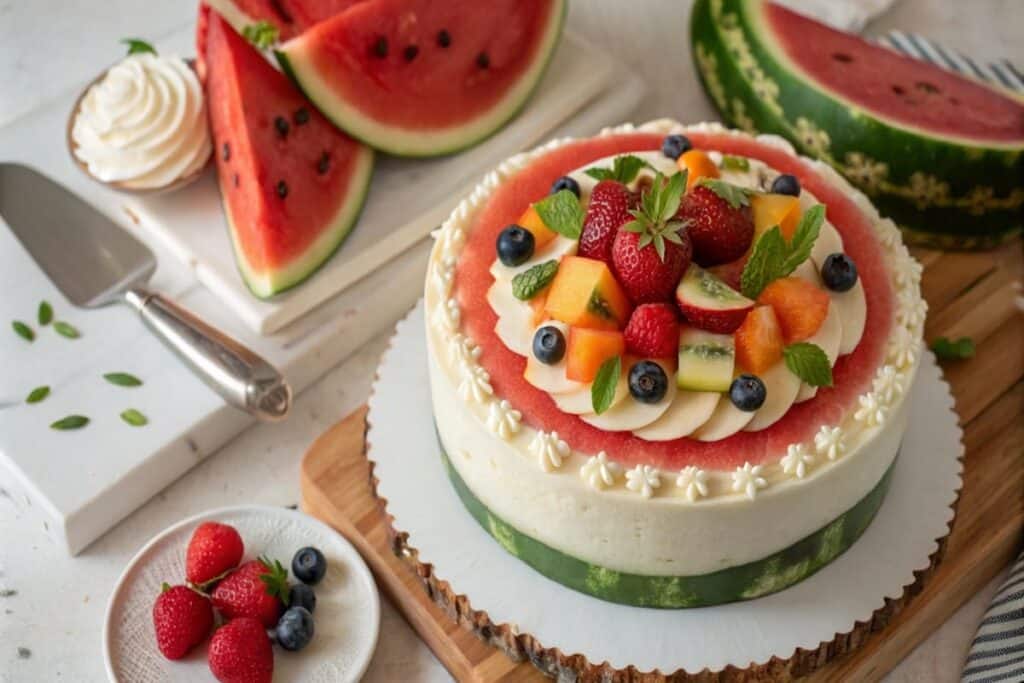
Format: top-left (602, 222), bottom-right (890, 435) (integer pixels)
top-left (292, 547), bottom-right (327, 585)
top-left (628, 361), bottom-right (668, 404)
top-left (288, 583), bottom-right (317, 613)
top-left (770, 174), bottom-right (801, 196)
top-left (821, 253), bottom-right (858, 292)
top-left (661, 134), bottom-right (693, 160)
top-left (495, 225), bottom-right (534, 267)
top-left (550, 175), bottom-right (581, 198)
top-left (729, 374), bottom-right (766, 411)
top-left (275, 606), bottom-right (315, 652)
top-left (532, 326), bottom-right (566, 365)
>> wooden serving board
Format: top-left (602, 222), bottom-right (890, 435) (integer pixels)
top-left (300, 242), bottom-right (1024, 681)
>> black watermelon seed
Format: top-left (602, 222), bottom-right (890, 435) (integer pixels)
top-left (403, 45), bottom-right (419, 62)
top-left (274, 116), bottom-right (290, 138)
top-left (372, 36), bottom-right (388, 58)
top-left (276, 180), bottom-right (288, 198)
top-left (476, 52), bottom-right (490, 69)
top-left (222, 143), bottom-right (230, 161)
top-left (233, 173), bottom-right (239, 188)
top-left (317, 152), bottom-right (330, 175)
top-left (437, 29), bottom-right (451, 48)
top-left (294, 107), bottom-right (310, 125)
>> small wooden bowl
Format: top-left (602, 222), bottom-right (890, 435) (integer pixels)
top-left (67, 59), bottom-right (210, 196)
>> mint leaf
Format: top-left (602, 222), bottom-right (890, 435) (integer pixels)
top-left (50, 415), bottom-right (89, 430)
top-left (697, 178), bottom-right (751, 208)
top-left (54, 321), bottom-right (80, 339)
top-left (591, 356), bottom-right (621, 415)
top-left (741, 226), bottom-right (787, 298)
top-left (782, 204), bottom-right (824, 273)
top-left (931, 336), bottom-right (975, 360)
top-left (584, 155), bottom-right (653, 184)
top-left (533, 190), bottom-right (584, 240)
top-left (242, 21), bottom-right (279, 49)
top-left (104, 372), bottom-right (143, 388)
top-left (783, 343), bottom-right (833, 387)
top-left (121, 38), bottom-right (156, 56)
top-left (511, 260), bottom-right (558, 300)
top-left (12, 321), bottom-right (33, 342)
top-left (120, 409), bottom-right (148, 426)
top-left (721, 155), bottom-right (750, 171)
top-left (38, 301), bottom-right (53, 326)
top-left (25, 386), bottom-right (50, 404)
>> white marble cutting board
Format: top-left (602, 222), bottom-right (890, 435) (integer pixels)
top-left (0, 24), bottom-right (644, 555)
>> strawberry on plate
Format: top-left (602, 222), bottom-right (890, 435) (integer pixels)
top-left (611, 171), bottom-right (692, 304)
top-left (677, 181), bottom-right (754, 267)
top-left (624, 303), bottom-right (680, 359)
top-left (211, 558), bottom-right (289, 628)
top-left (152, 583), bottom-right (214, 660)
top-left (208, 616), bottom-right (274, 683)
top-left (186, 521), bottom-right (244, 586)
top-left (578, 179), bottom-right (634, 263)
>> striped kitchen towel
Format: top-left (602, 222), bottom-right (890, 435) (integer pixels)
top-left (962, 551), bottom-right (1024, 682)
top-left (879, 30), bottom-right (1024, 93)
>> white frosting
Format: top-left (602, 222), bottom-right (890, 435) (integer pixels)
top-left (72, 54), bottom-right (211, 189)
top-left (625, 464), bottom-right (662, 499)
top-left (676, 466), bottom-right (709, 502)
top-left (486, 400), bottom-right (522, 441)
top-left (814, 425), bottom-right (846, 461)
top-left (580, 451), bottom-right (621, 491)
top-left (731, 463), bottom-right (767, 500)
top-left (780, 443), bottom-right (815, 479)
top-left (530, 431), bottom-right (569, 472)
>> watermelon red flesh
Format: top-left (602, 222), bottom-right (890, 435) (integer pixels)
top-left (455, 132), bottom-right (894, 472)
top-left (276, 0), bottom-right (566, 156)
top-left (764, 3), bottom-right (1024, 143)
top-left (204, 0), bottom-right (368, 41)
top-left (203, 9), bottom-right (374, 298)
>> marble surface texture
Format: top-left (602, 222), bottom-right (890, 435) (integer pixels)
top-left (0, 1), bottom-right (1019, 681)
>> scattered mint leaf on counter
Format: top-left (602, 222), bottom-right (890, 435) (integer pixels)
top-left (121, 38), bottom-right (156, 56)
top-left (584, 155), bottom-right (653, 184)
top-left (740, 204), bottom-right (824, 298)
top-left (533, 190), bottom-right (584, 240)
top-left (721, 155), bottom-right (750, 171)
top-left (511, 260), bottom-right (558, 301)
top-left (50, 415), bottom-right (89, 431)
top-left (783, 342), bottom-right (833, 387)
top-left (931, 336), bottom-right (975, 361)
top-left (242, 21), bottom-right (279, 49)
top-left (697, 178), bottom-right (752, 208)
top-left (38, 301), bottom-right (53, 326)
top-left (12, 321), bottom-right (34, 342)
top-left (104, 372), bottom-right (143, 388)
top-left (591, 356), bottom-right (621, 415)
top-left (25, 386), bottom-right (50, 404)
top-left (54, 321), bottom-right (80, 339)
top-left (120, 409), bottom-right (148, 427)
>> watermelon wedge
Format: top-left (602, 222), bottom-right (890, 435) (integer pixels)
top-left (275, 0), bottom-right (567, 156)
top-left (202, 8), bottom-right (374, 298)
top-left (690, 0), bottom-right (1024, 249)
top-left (204, 0), bottom-right (367, 41)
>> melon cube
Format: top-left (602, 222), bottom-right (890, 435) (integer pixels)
top-left (544, 256), bottom-right (632, 330)
top-left (518, 205), bottom-right (558, 250)
top-left (757, 276), bottom-right (830, 342)
top-left (677, 327), bottom-right (735, 392)
top-left (734, 305), bottom-right (784, 374)
top-left (566, 327), bottom-right (625, 383)
top-left (677, 150), bottom-right (720, 191)
top-left (751, 193), bottom-right (801, 241)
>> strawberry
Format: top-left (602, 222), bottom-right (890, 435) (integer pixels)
top-left (611, 172), bottom-right (692, 304)
top-left (186, 521), bottom-right (244, 586)
top-left (676, 183), bottom-right (754, 267)
top-left (152, 583), bottom-right (214, 660)
top-left (624, 304), bottom-right (680, 358)
top-left (211, 558), bottom-right (289, 628)
top-left (208, 617), bottom-right (274, 683)
top-left (578, 180), bottom-right (634, 263)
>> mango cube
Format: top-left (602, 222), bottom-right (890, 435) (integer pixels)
top-left (544, 256), bottom-right (632, 331)
top-left (566, 327), bottom-right (625, 383)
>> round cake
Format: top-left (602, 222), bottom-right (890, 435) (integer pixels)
top-left (424, 119), bottom-right (925, 607)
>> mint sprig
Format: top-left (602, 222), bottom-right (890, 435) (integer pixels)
top-left (121, 38), bottom-right (156, 56)
top-left (591, 356), bottom-right (621, 415)
top-left (511, 260), bottom-right (558, 300)
top-left (740, 204), bottom-right (824, 298)
top-left (533, 190), bottom-right (584, 240)
top-left (622, 171), bottom-right (690, 261)
top-left (697, 178), bottom-right (752, 208)
top-left (584, 155), bottom-right (653, 184)
top-left (783, 342), bottom-right (833, 387)
top-left (242, 21), bottom-right (279, 49)
top-left (931, 336), bottom-right (975, 361)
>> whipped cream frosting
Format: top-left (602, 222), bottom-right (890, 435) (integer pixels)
top-left (72, 53), bottom-right (211, 190)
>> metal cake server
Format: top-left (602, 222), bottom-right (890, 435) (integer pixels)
top-left (0, 163), bottom-right (291, 421)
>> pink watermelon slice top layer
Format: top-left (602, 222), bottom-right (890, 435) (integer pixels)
top-left (208, 0), bottom-right (368, 40)
top-left (455, 132), bottom-right (895, 471)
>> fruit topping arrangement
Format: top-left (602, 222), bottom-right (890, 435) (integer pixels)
top-left (489, 136), bottom-right (865, 438)
top-left (152, 520), bottom-right (330, 682)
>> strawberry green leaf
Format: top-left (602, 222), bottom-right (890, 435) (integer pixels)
top-left (583, 155), bottom-right (653, 184)
top-left (511, 260), bottom-right (558, 300)
top-left (623, 171), bottom-right (689, 263)
top-left (533, 190), bottom-right (584, 240)
top-left (697, 178), bottom-right (752, 209)
top-left (783, 342), bottom-right (833, 387)
top-left (591, 356), bottom-right (621, 415)
top-left (257, 556), bottom-right (290, 605)
top-left (931, 336), bottom-right (975, 360)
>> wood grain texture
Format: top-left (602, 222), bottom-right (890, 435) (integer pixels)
top-left (301, 242), bottom-right (1023, 681)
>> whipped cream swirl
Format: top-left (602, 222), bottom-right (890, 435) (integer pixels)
top-left (72, 53), bottom-right (211, 190)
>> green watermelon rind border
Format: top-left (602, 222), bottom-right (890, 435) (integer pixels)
top-left (689, 0), bottom-right (1023, 247)
top-left (438, 437), bottom-right (896, 608)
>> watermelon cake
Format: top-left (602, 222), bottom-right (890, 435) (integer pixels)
top-left (424, 119), bottom-right (926, 607)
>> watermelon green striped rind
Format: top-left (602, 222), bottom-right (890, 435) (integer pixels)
top-left (690, 0), bottom-right (1024, 249)
top-left (275, 0), bottom-right (567, 157)
top-left (437, 435), bottom-right (895, 608)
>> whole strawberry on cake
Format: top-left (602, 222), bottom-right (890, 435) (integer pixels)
top-left (425, 120), bottom-right (925, 607)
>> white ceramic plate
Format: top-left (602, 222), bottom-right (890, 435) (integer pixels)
top-left (103, 505), bottom-right (380, 682)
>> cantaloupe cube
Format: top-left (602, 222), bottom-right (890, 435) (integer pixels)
top-left (676, 150), bottom-right (720, 190)
top-left (757, 277), bottom-right (830, 342)
top-left (566, 327), bottom-right (625, 383)
top-left (544, 256), bottom-right (632, 330)
top-left (734, 305), bottom-right (784, 374)
top-left (751, 193), bottom-right (801, 241)
top-left (517, 205), bottom-right (558, 249)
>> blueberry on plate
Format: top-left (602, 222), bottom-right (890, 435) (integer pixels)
top-left (550, 175), bottom-right (581, 198)
top-left (821, 253), bottom-right (858, 292)
top-left (628, 361), bottom-right (668, 404)
top-left (532, 326), bottom-right (566, 365)
top-left (276, 606), bottom-right (315, 652)
top-left (770, 173), bottom-right (801, 196)
top-left (729, 374), bottom-right (767, 411)
top-left (292, 546), bottom-right (328, 585)
top-left (496, 225), bottom-right (535, 267)
top-left (661, 134), bottom-right (693, 160)
top-left (288, 583), bottom-right (316, 613)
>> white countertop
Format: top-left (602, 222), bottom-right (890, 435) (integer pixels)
top-left (0, 1), bottom-right (1017, 681)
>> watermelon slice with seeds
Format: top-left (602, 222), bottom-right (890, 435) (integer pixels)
top-left (275, 0), bottom-right (567, 157)
top-left (201, 7), bottom-right (374, 298)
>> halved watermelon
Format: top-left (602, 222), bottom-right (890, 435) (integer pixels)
top-left (275, 0), bottom-right (567, 156)
top-left (690, 0), bottom-right (1024, 249)
top-left (202, 8), bottom-right (374, 298)
top-left (204, 0), bottom-right (367, 41)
